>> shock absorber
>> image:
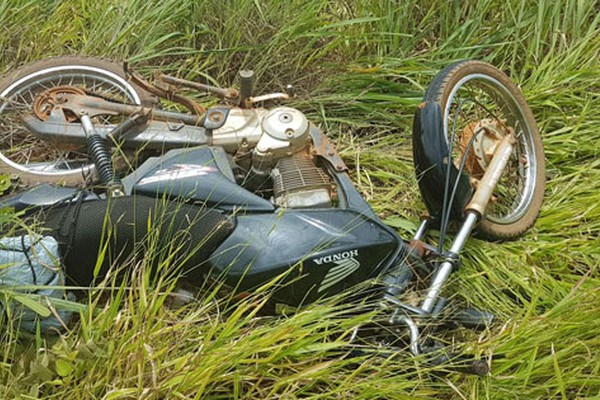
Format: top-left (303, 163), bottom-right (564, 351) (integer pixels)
top-left (79, 113), bottom-right (122, 194)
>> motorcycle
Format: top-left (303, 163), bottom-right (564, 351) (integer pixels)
top-left (0, 57), bottom-right (545, 375)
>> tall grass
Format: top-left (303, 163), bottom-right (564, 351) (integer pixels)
top-left (0, 0), bottom-right (599, 398)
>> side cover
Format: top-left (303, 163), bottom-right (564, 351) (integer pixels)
top-left (125, 146), bottom-right (274, 212)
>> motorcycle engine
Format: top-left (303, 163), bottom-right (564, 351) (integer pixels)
top-left (271, 151), bottom-right (332, 208)
top-left (251, 107), bottom-right (333, 208)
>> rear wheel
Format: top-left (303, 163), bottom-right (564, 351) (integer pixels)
top-left (417, 60), bottom-right (545, 240)
top-left (0, 56), bottom-right (153, 186)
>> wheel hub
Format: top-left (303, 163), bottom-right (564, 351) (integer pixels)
top-left (459, 118), bottom-right (511, 179)
top-left (32, 86), bottom-right (86, 122)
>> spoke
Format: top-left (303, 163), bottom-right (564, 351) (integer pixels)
top-left (0, 69), bottom-right (138, 179)
top-left (448, 79), bottom-right (532, 222)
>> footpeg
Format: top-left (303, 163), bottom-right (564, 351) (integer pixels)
top-left (424, 349), bottom-right (490, 377)
top-left (454, 308), bottom-right (495, 329)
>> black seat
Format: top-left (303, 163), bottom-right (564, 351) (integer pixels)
top-left (41, 195), bottom-right (235, 286)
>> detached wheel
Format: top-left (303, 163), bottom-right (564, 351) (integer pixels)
top-left (413, 60), bottom-right (545, 240)
top-left (0, 56), bottom-right (153, 186)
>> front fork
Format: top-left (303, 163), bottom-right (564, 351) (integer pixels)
top-left (391, 133), bottom-right (516, 369)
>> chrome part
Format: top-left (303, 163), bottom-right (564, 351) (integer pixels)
top-left (396, 316), bottom-right (420, 356)
top-left (248, 92), bottom-right (290, 104)
top-left (413, 219), bottom-right (429, 241)
top-left (448, 213), bottom-right (479, 254)
top-left (211, 108), bottom-right (268, 152)
top-left (420, 212), bottom-right (478, 313)
top-left (23, 116), bottom-right (210, 149)
top-left (79, 114), bottom-right (96, 137)
top-left (261, 107), bottom-right (309, 142)
top-left (253, 107), bottom-right (310, 169)
top-left (1, 65), bottom-right (143, 105)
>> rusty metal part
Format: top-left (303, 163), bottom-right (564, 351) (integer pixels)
top-left (156, 73), bottom-right (238, 100)
top-left (458, 118), bottom-right (510, 179)
top-left (128, 70), bottom-right (206, 116)
top-left (32, 86), bottom-right (87, 122)
top-left (57, 93), bottom-right (203, 126)
top-left (466, 133), bottom-right (516, 217)
top-left (204, 107), bottom-right (230, 130)
top-left (308, 126), bottom-right (348, 172)
top-left (408, 239), bottom-right (431, 259)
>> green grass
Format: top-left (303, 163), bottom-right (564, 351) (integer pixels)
top-left (1, 0), bottom-right (599, 398)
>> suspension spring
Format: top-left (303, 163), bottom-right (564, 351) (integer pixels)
top-left (86, 134), bottom-right (117, 186)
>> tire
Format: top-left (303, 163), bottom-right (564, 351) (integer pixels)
top-left (0, 56), bottom-right (154, 186)
top-left (415, 60), bottom-right (545, 240)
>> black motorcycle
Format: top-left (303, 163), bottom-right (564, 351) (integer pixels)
top-left (0, 57), bottom-right (545, 374)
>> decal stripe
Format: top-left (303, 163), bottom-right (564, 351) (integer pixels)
top-left (322, 261), bottom-right (351, 277)
top-left (321, 259), bottom-right (357, 286)
top-left (321, 262), bottom-right (354, 285)
top-left (318, 258), bottom-right (360, 293)
top-left (319, 270), bottom-right (357, 291)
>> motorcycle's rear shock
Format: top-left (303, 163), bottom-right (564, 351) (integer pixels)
top-left (80, 113), bottom-right (147, 193)
top-left (85, 133), bottom-right (115, 186)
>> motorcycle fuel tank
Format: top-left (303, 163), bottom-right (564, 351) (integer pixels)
top-left (209, 208), bottom-right (403, 306)
top-left (124, 145), bottom-right (406, 307)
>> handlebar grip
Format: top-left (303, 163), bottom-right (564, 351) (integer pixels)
top-left (238, 69), bottom-right (254, 107)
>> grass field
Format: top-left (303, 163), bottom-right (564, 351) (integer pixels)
top-left (1, 1), bottom-right (599, 398)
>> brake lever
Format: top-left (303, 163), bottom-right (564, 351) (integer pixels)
top-left (246, 85), bottom-right (296, 106)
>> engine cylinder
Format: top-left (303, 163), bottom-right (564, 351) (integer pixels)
top-left (271, 151), bottom-right (332, 208)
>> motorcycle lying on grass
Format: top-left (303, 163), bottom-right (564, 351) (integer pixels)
top-left (0, 57), bottom-right (545, 375)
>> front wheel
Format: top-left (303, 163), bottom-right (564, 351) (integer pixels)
top-left (0, 56), bottom-right (154, 186)
top-left (413, 60), bottom-right (545, 240)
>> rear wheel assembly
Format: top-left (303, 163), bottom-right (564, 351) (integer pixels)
top-left (0, 57), bottom-right (153, 185)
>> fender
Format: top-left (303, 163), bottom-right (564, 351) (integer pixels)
top-left (412, 101), bottom-right (473, 224)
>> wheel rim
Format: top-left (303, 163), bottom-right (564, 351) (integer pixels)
top-left (0, 65), bottom-right (142, 180)
top-left (442, 73), bottom-right (539, 225)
